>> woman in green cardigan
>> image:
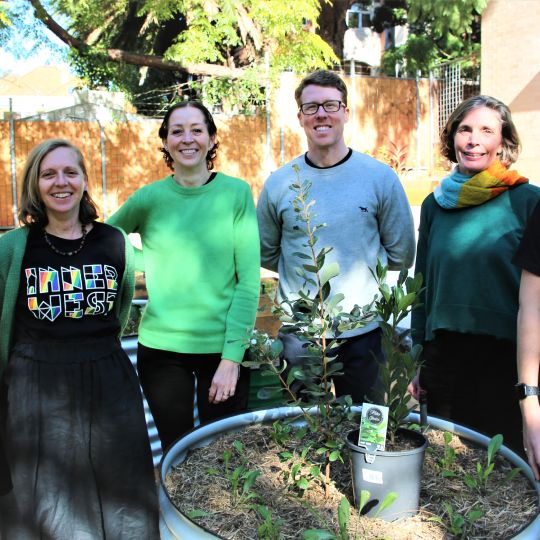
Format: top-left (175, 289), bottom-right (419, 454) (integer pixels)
top-left (0, 139), bottom-right (158, 538)
top-left (409, 95), bottom-right (540, 454)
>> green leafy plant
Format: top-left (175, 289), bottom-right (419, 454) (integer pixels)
top-left (282, 442), bottom-right (322, 494)
top-left (371, 262), bottom-right (424, 444)
top-left (255, 504), bottom-right (284, 540)
top-left (245, 165), bottom-right (376, 494)
top-left (303, 497), bottom-right (351, 540)
top-left (462, 434), bottom-right (521, 494)
top-left (208, 440), bottom-right (260, 508)
top-left (437, 431), bottom-right (458, 478)
top-left (439, 501), bottom-right (483, 538)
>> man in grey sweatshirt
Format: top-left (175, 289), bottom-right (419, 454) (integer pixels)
top-left (256, 70), bottom-right (415, 403)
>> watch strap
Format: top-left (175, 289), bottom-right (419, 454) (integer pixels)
top-left (515, 383), bottom-right (540, 400)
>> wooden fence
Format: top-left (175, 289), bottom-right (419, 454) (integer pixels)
top-left (0, 74), bottom-right (440, 228)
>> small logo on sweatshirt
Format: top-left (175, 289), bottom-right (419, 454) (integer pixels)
top-left (359, 206), bottom-right (368, 213)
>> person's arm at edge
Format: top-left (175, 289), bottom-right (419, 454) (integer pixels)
top-left (210, 183), bottom-right (261, 403)
top-left (379, 170), bottom-right (416, 270)
top-left (517, 269), bottom-right (540, 479)
top-left (408, 197), bottom-right (429, 400)
top-left (115, 227), bottom-right (136, 337)
top-left (107, 191), bottom-right (144, 272)
top-left (257, 181), bottom-right (281, 273)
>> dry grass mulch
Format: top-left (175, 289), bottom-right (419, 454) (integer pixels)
top-left (165, 422), bottom-right (538, 539)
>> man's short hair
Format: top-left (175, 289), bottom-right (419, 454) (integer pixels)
top-left (294, 70), bottom-right (348, 108)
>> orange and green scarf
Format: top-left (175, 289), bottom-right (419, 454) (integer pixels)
top-left (434, 160), bottom-right (528, 209)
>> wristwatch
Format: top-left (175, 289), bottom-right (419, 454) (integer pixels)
top-left (515, 383), bottom-right (540, 400)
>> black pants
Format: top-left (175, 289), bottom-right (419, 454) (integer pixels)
top-left (419, 330), bottom-right (523, 455)
top-left (137, 343), bottom-right (251, 452)
top-left (280, 328), bottom-right (384, 405)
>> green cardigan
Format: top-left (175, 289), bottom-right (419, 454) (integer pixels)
top-left (0, 225), bottom-right (135, 378)
top-left (411, 184), bottom-right (540, 345)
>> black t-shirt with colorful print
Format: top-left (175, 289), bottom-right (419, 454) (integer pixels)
top-left (14, 221), bottom-right (125, 341)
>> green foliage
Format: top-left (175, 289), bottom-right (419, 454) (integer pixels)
top-left (208, 440), bottom-right (261, 508)
top-left (281, 442), bottom-right (323, 494)
top-left (462, 433), bottom-right (522, 494)
top-left (357, 489), bottom-right (398, 519)
top-left (371, 261), bottom-right (423, 442)
top-left (246, 165), bottom-right (376, 491)
top-left (188, 66), bottom-right (268, 113)
top-left (437, 431), bottom-right (458, 478)
top-left (408, 0), bottom-right (487, 38)
top-left (439, 501), bottom-right (483, 537)
top-left (255, 504), bottom-right (284, 539)
top-left (303, 497), bottom-right (350, 540)
top-left (0, 1), bottom-right (12, 30)
top-left (379, 0), bottom-right (487, 77)
top-left (26, 0), bottom-right (338, 111)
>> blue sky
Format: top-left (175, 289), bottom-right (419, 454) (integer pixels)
top-left (0, 0), bottom-right (71, 77)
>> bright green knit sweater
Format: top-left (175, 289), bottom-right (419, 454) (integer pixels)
top-left (411, 184), bottom-right (540, 345)
top-left (0, 225), bottom-right (135, 378)
top-left (108, 173), bottom-right (260, 362)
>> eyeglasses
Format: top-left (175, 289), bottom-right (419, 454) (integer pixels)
top-left (299, 100), bottom-right (345, 115)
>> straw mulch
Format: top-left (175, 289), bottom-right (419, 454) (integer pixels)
top-left (165, 422), bottom-right (538, 539)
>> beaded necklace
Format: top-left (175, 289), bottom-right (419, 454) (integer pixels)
top-left (43, 224), bottom-right (88, 256)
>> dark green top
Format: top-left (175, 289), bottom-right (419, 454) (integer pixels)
top-left (411, 184), bottom-right (540, 344)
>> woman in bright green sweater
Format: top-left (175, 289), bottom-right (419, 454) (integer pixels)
top-left (109, 101), bottom-right (260, 451)
top-left (409, 95), bottom-right (540, 454)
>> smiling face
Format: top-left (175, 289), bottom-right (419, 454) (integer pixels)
top-left (297, 84), bottom-right (349, 159)
top-left (38, 146), bottom-right (87, 221)
top-left (454, 106), bottom-right (503, 176)
top-left (163, 106), bottom-right (216, 175)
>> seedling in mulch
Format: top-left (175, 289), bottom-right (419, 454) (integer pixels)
top-left (437, 431), bottom-right (458, 478)
top-left (303, 497), bottom-right (351, 540)
top-left (280, 442), bottom-right (323, 494)
top-left (255, 504), bottom-right (284, 540)
top-left (436, 501), bottom-right (483, 538)
top-left (463, 434), bottom-right (521, 494)
top-left (186, 509), bottom-right (211, 520)
top-left (270, 420), bottom-right (308, 447)
top-left (207, 440), bottom-right (260, 507)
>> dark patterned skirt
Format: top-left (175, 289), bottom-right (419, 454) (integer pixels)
top-left (0, 336), bottom-right (159, 539)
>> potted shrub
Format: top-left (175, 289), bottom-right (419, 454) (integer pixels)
top-left (345, 261), bottom-right (428, 520)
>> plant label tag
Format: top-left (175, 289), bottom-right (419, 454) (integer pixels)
top-left (358, 403), bottom-right (389, 452)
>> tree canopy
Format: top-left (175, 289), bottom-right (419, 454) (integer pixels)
top-left (20, 0), bottom-right (339, 114)
top-left (375, 0), bottom-right (487, 77)
top-left (2, 0), bottom-right (489, 114)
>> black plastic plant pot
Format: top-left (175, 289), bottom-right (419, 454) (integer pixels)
top-left (345, 428), bottom-right (428, 521)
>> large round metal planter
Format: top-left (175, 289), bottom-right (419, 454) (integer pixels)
top-left (158, 408), bottom-right (540, 540)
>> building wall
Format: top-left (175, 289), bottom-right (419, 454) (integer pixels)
top-left (481, 0), bottom-right (540, 180)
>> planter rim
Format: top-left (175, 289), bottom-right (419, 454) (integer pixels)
top-left (159, 406), bottom-right (540, 540)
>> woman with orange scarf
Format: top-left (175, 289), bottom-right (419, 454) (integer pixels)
top-left (409, 95), bottom-right (540, 454)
